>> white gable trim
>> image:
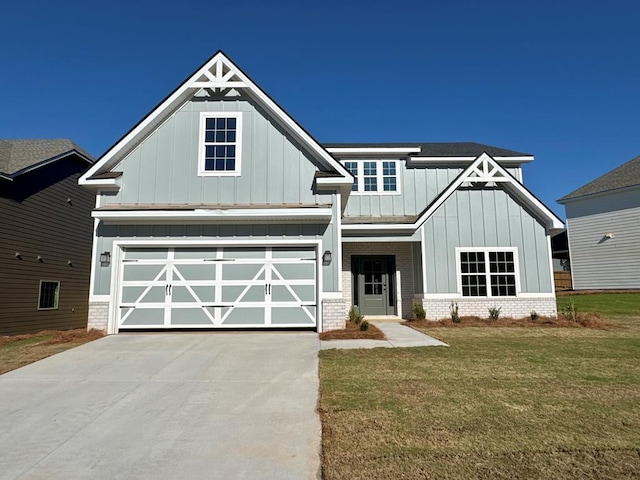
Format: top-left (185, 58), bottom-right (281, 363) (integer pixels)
top-left (408, 155), bottom-right (534, 164)
top-left (342, 153), bottom-right (564, 232)
top-left (79, 51), bottom-right (352, 186)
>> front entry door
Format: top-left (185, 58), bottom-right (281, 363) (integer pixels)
top-left (353, 256), bottom-right (396, 315)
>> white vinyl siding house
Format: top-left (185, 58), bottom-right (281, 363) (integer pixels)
top-left (80, 51), bottom-right (563, 333)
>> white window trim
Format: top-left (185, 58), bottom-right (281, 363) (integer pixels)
top-left (197, 111), bottom-right (243, 177)
top-left (343, 159), bottom-right (401, 195)
top-left (455, 247), bottom-right (521, 297)
top-left (38, 280), bottom-right (60, 310)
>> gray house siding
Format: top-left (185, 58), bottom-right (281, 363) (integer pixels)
top-left (106, 97), bottom-right (331, 207)
top-left (565, 188), bottom-right (640, 289)
top-left (341, 163), bottom-right (523, 219)
top-left (0, 162), bottom-right (95, 335)
top-left (423, 187), bottom-right (553, 294)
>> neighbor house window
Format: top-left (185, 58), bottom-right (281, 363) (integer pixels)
top-left (38, 281), bottom-right (60, 310)
top-left (341, 159), bottom-right (399, 194)
top-left (198, 112), bottom-right (242, 176)
top-left (458, 249), bottom-right (518, 297)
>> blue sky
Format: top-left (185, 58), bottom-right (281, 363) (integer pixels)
top-left (1, 0), bottom-right (639, 218)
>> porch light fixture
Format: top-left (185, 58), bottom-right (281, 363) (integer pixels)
top-left (322, 250), bottom-right (332, 266)
top-left (100, 252), bottom-right (111, 266)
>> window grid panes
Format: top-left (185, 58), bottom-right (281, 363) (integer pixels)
top-left (202, 116), bottom-right (238, 172)
top-left (345, 162), bottom-right (358, 192)
top-left (363, 161), bottom-right (377, 191)
top-left (343, 160), bottom-right (398, 193)
top-left (460, 251), bottom-right (517, 297)
top-left (38, 281), bottom-right (60, 309)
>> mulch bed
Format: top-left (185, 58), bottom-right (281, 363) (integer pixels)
top-left (406, 313), bottom-right (609, 329)
top-left (319, 321), bottom-right (386, 340)
top-left (0, 328), bottom-right (104, 347)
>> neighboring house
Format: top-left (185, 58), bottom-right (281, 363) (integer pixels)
top-left (0, 139), bottom-right (95, 335)
top-left (558, 154), bottom-right (640, 289)
top-left (79, 51), bottom-right (563, 334)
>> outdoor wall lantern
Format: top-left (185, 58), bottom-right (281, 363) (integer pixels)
top-left (322, 250), bottom-right (332, 266)
top-left (100, 252), bottom-right (111, 266)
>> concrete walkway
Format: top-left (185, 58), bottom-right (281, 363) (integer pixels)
top-left (0, 333), bottom-right (320, 480)
top-left (320, 321), bottom-right (448, 350)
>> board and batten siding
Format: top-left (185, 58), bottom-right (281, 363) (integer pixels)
top-left (106, 97), bottom-right (331, 206)
top-left (565, 188), bottom-right (640, 289)
top-left (341, 162), bottom-right (523, 219)
top-left (0, 162), bottom-right (95, 335)
top-left (423, 187), bottom-right (553, 294)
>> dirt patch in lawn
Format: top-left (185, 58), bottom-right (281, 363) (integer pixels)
top-left (406, 313), bottom-right (609, 330)
top-left (0, 329), bottom-right (105, 375)
top-left (319, 321), bottom-right (385, 340)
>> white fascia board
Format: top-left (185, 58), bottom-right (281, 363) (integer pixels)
top-left (316, 177), bottom-right (353, 186)
top-left (341, 223), bottom-right (416, 232)
top-left (408, 155), bottom-right (534, 164)
top-left (79, 178), bottom-right (120, 190)
top-left (80, 51), bottom-right (352, 184)
top-left (326, 147), bottom-right (423, 154)
top-left (92, 208), bottom-right (333, 224)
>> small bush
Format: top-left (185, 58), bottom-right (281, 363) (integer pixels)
top-left (530, 310), bottom-right (539, 321)
top-left (488, 306), bottom-right (501, 321)
top-left (348, 306), bottom-right (363, 324)
top-left (412, 302), bottom-right (426, 320)
top-left (564, 298), bottom-right (578, 322)
top-left (450, 302), bottom-right (460, 323)
top-left (359, 320), bottom-right (369, 331)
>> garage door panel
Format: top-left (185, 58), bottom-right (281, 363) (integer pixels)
top-left (118, 246), bottom-right (317, 331)
top-left (121, 308), bottom-right (164, 326)
top-left (222, 264), bottom-right (265, 281)
top-left (171, 308), bottom-right (214, 325)
top-left (222, 307), bottom-right (266, 325)
top-left (271, 307), bottom-right (315, 325)
top-left (123, 264), bottom-right (167, 282)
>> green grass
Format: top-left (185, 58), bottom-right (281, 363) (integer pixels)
top-left (319, 294), bottom-right (640, 479)
top-left (557, 293), bottom-right (640, 319)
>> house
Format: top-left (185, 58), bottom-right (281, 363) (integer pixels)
top-left (558, 154), bottom-right (640, 289)
top-left (0, 139), bottom-right (94, 335)
top-left (79, 51), bottom-right (563, 334)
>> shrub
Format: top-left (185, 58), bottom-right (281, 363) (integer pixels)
top-left (488, 306), bottom-right (501, 321)
top-left (412, 302), bottom-right (426, 320)
top-left (530, 310), bottom-right (539, 321)
top-left (564, 298), bottom-right (578, 322)
top-left (348, 306), bottom-right (363, 324)
top-left (450, 301), bottom-right (460, 323)
top-left (359, 320), bottom-right (369, 331)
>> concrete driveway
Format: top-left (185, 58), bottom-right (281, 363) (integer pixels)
top-left (0, 333), bottom-right (321, 479)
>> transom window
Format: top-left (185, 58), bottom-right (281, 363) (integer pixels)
top-left (342, 159), bottom-right (399, 194)
top-left (38, 281), bottom-right (60, 310)
top-left (198, 112), bottom-right (242, 176)
top-left (458, 249), bottom-right (518, 297)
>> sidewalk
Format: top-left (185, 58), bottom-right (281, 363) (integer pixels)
top-left (320, 321), bottom-right (448, 350)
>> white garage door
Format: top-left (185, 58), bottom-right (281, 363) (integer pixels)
top-left (117, 246), bottom-right (316, 330)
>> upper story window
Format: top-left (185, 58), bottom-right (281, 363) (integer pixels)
top-left (457, 248), bottom-right (519, 297)
top-left (342, 159), bottom-right (400, 194)
top-left (198, 112), bottom-right (243, 176)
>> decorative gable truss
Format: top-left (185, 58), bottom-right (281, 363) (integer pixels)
top-left (344, 152), bottom-right (564, 233)
top-left (79, 51), bottom-right (352, 196)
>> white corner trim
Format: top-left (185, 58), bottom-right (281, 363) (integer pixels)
top-left (322, 292), bottom-right (344, 300)
top-left (92, 208), bottom-right (333, 224)
top-left (89, 295), bottom-right (111, 302)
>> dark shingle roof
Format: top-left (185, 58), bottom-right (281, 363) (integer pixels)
top-left (558, 154), bottom-right (640, 202)
top-left (0, 139), bottom-right (93, 177)
top-left (323, 142), bottom-right (531, 157)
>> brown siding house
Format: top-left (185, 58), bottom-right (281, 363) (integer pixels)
top-left (0, 139), bottom-right (94, 335)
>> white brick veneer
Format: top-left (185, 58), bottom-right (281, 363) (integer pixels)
top-left (419, 296), bottom-right (557, 320)
top-left (342, 242), bottom-right (415, 320)
top-left (87, 301), bottom-right (109, 332)
top-left (322, 298), bottom-right (347, 331)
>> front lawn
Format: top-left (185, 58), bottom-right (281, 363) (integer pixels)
top-left (319, 294), bottom-right (640, 479)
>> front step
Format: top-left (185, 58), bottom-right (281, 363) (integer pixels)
top-left (361, 315), bottom-right (404, 323)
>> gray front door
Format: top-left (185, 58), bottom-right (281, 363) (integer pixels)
top-left (352, 256), bottom-right (396, 315)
